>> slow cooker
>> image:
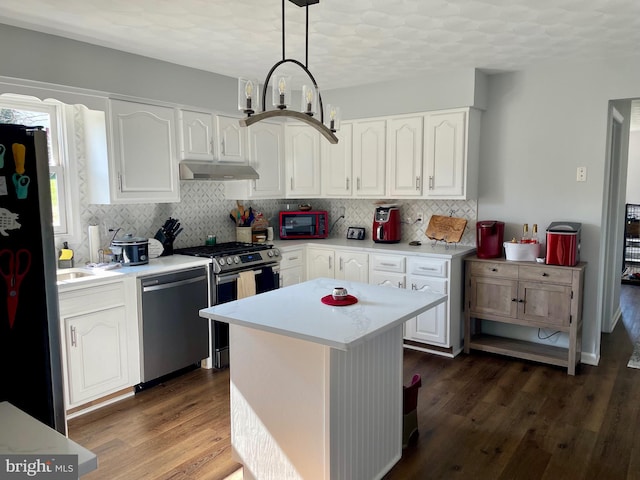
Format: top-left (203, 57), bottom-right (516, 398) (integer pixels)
top-left (111, 233), bottom-right (149, 265)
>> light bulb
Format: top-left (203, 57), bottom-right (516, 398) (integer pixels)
top-left (278, 77), bottom-right (287, 95)
top-left (329, 106), bottom-right (336, 120)
top-left (306, 88), bottom-right (314, 104)
top-left (245, 80), bottom-right (254, 99)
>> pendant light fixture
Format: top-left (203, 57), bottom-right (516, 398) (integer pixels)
top-left (237, 0), bottom-right (340, 144)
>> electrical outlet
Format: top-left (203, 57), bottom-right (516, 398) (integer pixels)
top-left (339, 206), bottom-right (346, 217)
top-left (576, 167), bottom-right (587, 182)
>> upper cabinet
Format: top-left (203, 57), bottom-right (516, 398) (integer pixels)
top-left (423, 107), bottom-right (480, 200)
top-left (387, 114), bottom-right (424, 198)
top-left (353, 119), bottom-right (386, 197)
top-left (226, 121), bottom-right (285, 199)
top-left (285, 124), bottom-right (321, 198)
top-left (217, 114), bottom-right (246, 163)
top-left (88, 99), bottom-right (180, 204)
top-left (322, 122), bottom-right (353, 197)
top-left (179, 110), bottom-right (215, 160)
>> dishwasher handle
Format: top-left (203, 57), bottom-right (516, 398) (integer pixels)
top-left (142, 274), bottom-right (207, 293)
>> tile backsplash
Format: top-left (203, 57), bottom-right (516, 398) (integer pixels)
top-left (71, 106), bottom-right (477, 265)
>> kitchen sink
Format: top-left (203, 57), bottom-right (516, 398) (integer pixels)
top-left (56, 267), bottom-right (123, 285)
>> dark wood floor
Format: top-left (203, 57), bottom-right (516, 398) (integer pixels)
top-left (68, 285), bottom-right (640, 480)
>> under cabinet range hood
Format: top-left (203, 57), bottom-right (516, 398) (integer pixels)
top-left (179, 160), bottom-right (259, 181)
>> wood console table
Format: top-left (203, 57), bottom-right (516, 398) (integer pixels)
top-left (464, 256), bottom-right (586, 375)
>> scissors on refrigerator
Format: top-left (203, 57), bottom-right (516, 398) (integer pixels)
top-left (0, 248), bottom-right (31, 329)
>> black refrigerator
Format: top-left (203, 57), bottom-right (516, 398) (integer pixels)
top-left (0, 124), bottom-right (66, 434)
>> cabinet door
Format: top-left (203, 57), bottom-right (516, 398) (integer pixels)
top-left (406, 276), bottom-right (448, 346)
top-left (248, 121), bottom-right (285, 198)
top-left (280, 248), bottom-right (305, 286)
top-left (322, 123), bottom-right (353, 197)
top-left (109, 99), bottom-right (179, 203)
top-left (180, 110), bottom-right (214, 160)
top-left (281, 266), bottom-right (305, 287)
top-left (353, 120), bottom-right (386, 196)
top-left (370, 271), bottom-right (405, 289)
top-left (424, 109), bottom-right (466, 198)
top-left (217, 115), bottom-right (246, 162)
top-left (307, 248), bottom-right (334, 279)
top-left (335, 251), bottom-right (369, 283)
top-left (65, 305), bottom-right (129, 405)
top-left (285, 125), bottom-right (321, 197)
top-left (518, 281), bottom-right (572, 327)
top-left (388, 115), bottom-right (423, 197)
top-left (469, 276), bottom-right (518, 318)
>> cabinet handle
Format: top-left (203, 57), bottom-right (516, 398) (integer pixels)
top-left (221, 138), bottom-right (225, 156)
top-left (418, 266), bottom-right (438, 272)
top-left (357, 177), bottom-right (361, 190)
top-left (380, 262), bottom-right (396, 267)
top-left (491, 268), bottom-right (497, 272)
top-left (346, 178), bottom-right (349, 190)
top-left (411, 283), bottom-right (417, 290)
top-left (511, 298), bottom-right (517, 302)
top-left (329, 257), bottom-right (332, 269)
top-left (542, 272), bottom-right (549, 277)
top-left (398, 281), bottom-right (403, 288)
top-left (290, 177), bottom-right (293, 190)
top-left (288, 256), bottom-right (299, 261)
top-left (518, 299), bottom-right (524, 303)
top-left (210, 138), bottom-right (214, 155)
top-left (416, 176), bottom-right (420, 190)
top-left (70, 326), bottom-right (77, 347)
top-left (339, 257), bottom-right (344, 271)
top-left (429, 175), bottom-right (434, 190)
top-left (118, 173), bottom-right (123, 192)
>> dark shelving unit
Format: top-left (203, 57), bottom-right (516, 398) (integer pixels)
top-left (623, 203), bottom-right (640, 285)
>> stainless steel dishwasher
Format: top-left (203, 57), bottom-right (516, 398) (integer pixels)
top-left (137, 267), bottom-right (209, 390)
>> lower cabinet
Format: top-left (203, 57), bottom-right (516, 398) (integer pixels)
top-left (464, 257), bottom-right (586, 375)
top-left (58, 278), bottom-right (139, 411)
top-left (307, 247), bottom-right (369, 283)
top-left (279, 246), bottom-right (305, 287)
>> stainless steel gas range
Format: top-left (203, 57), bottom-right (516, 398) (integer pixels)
top-left (175, 242), bottom-right (281, 368)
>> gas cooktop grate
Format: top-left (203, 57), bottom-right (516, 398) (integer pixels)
top-left (174, 242), bottom-right (273, 257)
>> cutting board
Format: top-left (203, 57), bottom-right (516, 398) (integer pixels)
top-left (425, 215), bottom-right (467, 243)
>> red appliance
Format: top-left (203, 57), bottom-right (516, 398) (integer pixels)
top-left (476, 220), bottom-right (505, 258)
top-left (546, 222), bottom-right (581, 266)
top-left (279, 210), bottom-right (328, 239)
top-left (373, 206), bottom-right (401, 243)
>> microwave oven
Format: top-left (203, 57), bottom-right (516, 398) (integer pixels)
top-left (279, 210), bottom-right (328, 239)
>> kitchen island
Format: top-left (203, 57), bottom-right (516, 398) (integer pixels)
top-left (199, 277), bottom-right (446, 480)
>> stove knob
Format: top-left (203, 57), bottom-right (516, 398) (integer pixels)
top-left (218, 258), bottom-right (226, 267)
top-left (267, 250), bottom-right (274, 257)
top-left (226, 257), bottom-right (233, 265)
top-left (273, 249), bottom-right (280, 257)
top-left (234, 256), bottom-right (240, 264)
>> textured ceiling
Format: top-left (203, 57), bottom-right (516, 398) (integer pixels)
top-left (1, 0), bottom-right (640, 92)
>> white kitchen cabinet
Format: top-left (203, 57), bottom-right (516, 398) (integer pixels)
top-left (94, 99), bottom-right (179, 204)
top-left (285, 124), bottom-right (321, 197)
top-left (353, 119), bottom-right (386, 197)
top-left (423, 107), bottom-right (480, 200)
top-left (406, 274), bottom-right (449, 346)
top-left (216, 114), bottom-right (246, 163)
top-left (306, 247), bottom-right (368, 283)
top-left (369, 253), bottom-right (406, 289)
top-left (279, 247), bottom-right (305, 287)
top-left (387, 115), bottom-right (423, 197)
top-left (322, 122), bottom-right (353, 197)
top-left (179, 109), bottom-right (215, 160)
top-left (58, 278), bottom-right (139, 411)
top-left (225, 121), bottom-right (285, 199)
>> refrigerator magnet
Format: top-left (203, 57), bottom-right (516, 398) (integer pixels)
top-left (0, 144), bottom-right (5, 168)
top-left (0, 207), bottom-right (21, 236)
top-left (0, 176), bottom-right (7, 196)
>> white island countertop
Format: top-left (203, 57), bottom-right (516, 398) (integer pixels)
top-left (200, 277), bottom-right (446, 350)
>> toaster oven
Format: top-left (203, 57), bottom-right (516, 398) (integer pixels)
top-left (279, 211), bottom-right (328, 239)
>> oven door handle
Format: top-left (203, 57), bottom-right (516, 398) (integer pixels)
top-left (216, 265), bottom-right (280, 285)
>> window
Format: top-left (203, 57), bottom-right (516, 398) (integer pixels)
top-left (0, 98), bottom-right (69, 234)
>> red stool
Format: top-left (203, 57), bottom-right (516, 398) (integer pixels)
top-left (402, 374), bottom-right (422, 448)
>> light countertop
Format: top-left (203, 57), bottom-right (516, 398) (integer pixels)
top-left (0, 402), bottom-right (97, 477)
top-left (200, 277), bottom-right (446, 350)
top-left (272, 238), bottom-right (476, 258)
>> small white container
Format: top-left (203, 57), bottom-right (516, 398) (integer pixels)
top-left (503, 242), bottom-right (540, 262)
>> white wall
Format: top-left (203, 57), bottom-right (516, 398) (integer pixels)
top-left (479, 60), bottom-right (640, 364)
top-left (626, 131), bottom-right (640, 204)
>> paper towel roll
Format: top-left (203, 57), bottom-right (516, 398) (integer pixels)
top-left (88, 225), bottom-right (101, 263)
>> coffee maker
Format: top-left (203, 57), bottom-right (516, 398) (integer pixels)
top-left (373, 205), bottom-right (401, 243)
